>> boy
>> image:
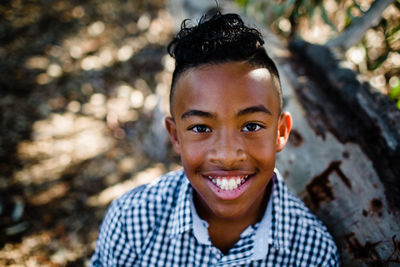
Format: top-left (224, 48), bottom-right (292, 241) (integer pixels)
top-left (91, 12), bottom-right (340, 266)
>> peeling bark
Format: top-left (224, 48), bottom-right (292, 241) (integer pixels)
top-left (289, 39), bottom-right (400, 212)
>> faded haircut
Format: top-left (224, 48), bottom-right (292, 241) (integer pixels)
top-left (167, 12), bottom-right (283, 116)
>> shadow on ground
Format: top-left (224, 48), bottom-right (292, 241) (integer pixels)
top-left (0, 0), bottom-right (180, 265)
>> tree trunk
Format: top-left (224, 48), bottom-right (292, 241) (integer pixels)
top-left (285, 39), bottom-right (400, 266)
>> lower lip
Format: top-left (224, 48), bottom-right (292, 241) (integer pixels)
top-left (205, 175), bottom-right (252, 200)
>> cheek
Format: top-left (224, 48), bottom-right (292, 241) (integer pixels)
top-left (180, 141), bottom-right (207, 169)
top-left (246, 136), bottom-right (277, 161)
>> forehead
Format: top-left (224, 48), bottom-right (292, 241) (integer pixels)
top-left (171, 62), bottom-right (279, 117)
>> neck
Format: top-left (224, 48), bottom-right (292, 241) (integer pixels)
top-left (193, 181), bottom-right (273, 254)
top-left (195, 181), bottom-right (272, 226)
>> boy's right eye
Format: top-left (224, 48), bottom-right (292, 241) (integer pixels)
top-left (189, 125), bottom-right (211, 133)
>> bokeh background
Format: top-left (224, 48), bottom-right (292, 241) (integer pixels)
top-left (1, 0), bottom-right (179, 265)
top-left (238, 0), bottom-right (400, 103)
top-left (0, 0), bottom-right (398, 266)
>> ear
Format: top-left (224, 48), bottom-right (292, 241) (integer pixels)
top-left (276, 111), bottom-right (293, 152)
top-left (165, 116), bottom-right (181, 155)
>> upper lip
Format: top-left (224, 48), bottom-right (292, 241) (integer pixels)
top-left (202, 170), bottom-right (254, 177)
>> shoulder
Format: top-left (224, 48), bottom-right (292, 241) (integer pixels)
top-left (274, 172), bottom-right (340, 265)
top-left (90, 169), bottom-right (187, 266)
top-left (275, 170), bottom-right (335, 239)
top-left (111, 168), bottom-right (186, 219)
top-left (288, 189), bottom-right (338, 247)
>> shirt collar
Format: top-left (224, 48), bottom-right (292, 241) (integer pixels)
top-left (251, 176), bottom-right (274, 260)
top-left (168, 170), bottom-right (193, 237)
top-left (168, 169), bottom-right (292, 254)
top-left (188, 170), bottom-right (279, 261)
top-left (270, 168), bottom-right (292, 253)
top-left (190, 191), bottom-right (211, 245)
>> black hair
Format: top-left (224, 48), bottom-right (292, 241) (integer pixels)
top-left (167, 12), bottom-right (282, 115)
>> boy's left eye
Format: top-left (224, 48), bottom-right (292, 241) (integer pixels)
top-left (241, 123), bottom-right (263, 132)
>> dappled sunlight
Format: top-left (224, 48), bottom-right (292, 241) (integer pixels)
top-left (277, 18), bottom-right (291, 34)
top-left (1, 0), bottom-right (177, 264)
top-left (18, 5), bottom-right (174, 85)
top-left (13, 71), bottom-right (172, 186)
top-left (346, 46), bottom-right (366, 65)
top-left (87, 164), bottom-right (165, 207)
top-left (25, 56), bottom-right (49, 70)
top-left (143, 93), bottom-right (159, 112)
top-left (56, 9), bottom-right (172, 73)
top-left (15, 113), bottom-right (114, 185)
top-left (299, 9), bottom-right (332, 44)
top-left (0, 228), bottom-right (95, 266)
top-left (28, 182), bottom-right (70, 206)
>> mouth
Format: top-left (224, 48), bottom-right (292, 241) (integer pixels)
top-left (202, 172), bottom-right (255, 200)
top-left (207, 175), bottom-right (250, 191)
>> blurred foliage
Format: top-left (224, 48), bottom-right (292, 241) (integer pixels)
top-left (235, 0), bottom-right (400, 108)
top-left (389, 79), bottom-right (400, 108)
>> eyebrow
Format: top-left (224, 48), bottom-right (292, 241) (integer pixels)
top-left (180, 105), bottom-right (272, 120)
top-left (237, 105), bottom-right (272, 117)
top-left (181, 109), bottom-right (215, 120)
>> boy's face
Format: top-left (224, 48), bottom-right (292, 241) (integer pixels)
top-left (165, 62), bottom-right (292, 222)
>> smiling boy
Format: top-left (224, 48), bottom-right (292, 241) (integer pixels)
top-left (91, 12), bottom-right (340, 266)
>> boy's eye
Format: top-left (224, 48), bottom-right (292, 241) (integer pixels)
top-left (241, 123), bottom-right (263, 132)
top-left (189, 125), bottom-right (211, 133)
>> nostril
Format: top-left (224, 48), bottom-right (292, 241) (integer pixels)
top-left (208, 147), bottom-right (247, 166)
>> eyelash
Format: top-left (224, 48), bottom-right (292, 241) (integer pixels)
top-left (188, 123), bottom-right (265, 133)
top-left (188, 125), bottom-right (211, 133)
top-left (241, 122), bottom-right (265, 132)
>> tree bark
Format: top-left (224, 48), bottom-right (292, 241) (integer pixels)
top-left (286, 39), bottom-right (400, 266)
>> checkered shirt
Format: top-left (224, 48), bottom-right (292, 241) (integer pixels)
top-left (90, 169), bottom-right (340, 266)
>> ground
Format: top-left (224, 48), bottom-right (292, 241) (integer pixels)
top-left (0, 0), bottom-right (180, 266)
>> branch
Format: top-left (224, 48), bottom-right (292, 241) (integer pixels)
top-left (327, 0), bottom-right (394, 52)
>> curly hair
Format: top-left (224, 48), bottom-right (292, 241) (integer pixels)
top-left (167, 12), bottom-right (282, 115)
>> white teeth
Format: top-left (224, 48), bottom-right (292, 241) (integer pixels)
top-left (208, 175), bottom-right (249, 191)
top-left (236, 177), bottom-right (241, 185)
top-left (228, 179), bottom-right (236, 190)
top-left (221, 179), bottom-right (228, 190)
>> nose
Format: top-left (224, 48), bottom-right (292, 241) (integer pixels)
top-left (207, 130), bottom-right (247, 168)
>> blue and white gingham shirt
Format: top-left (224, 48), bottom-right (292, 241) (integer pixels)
top-left (91, 169), bottom-right (340, 266)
